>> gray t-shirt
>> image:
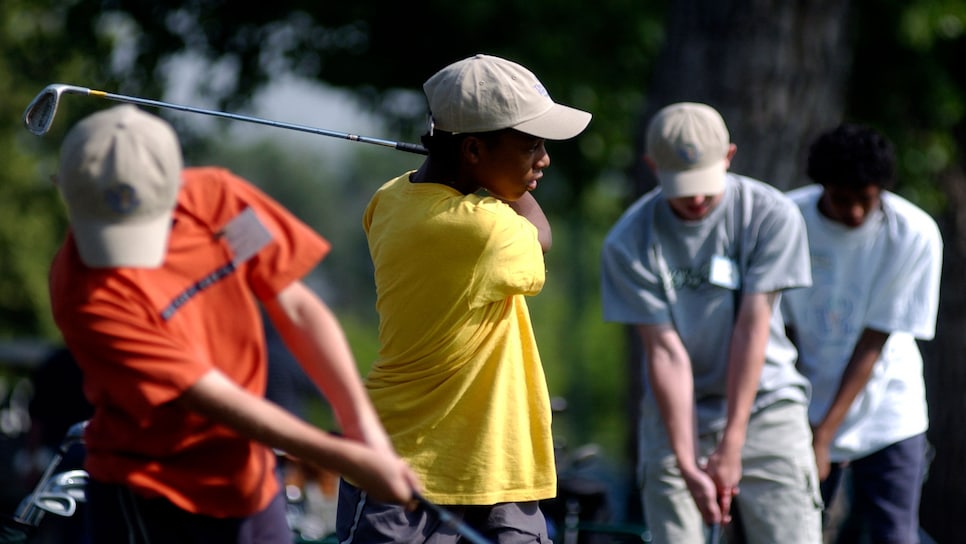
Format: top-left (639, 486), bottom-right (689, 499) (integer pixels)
top-left (601, 173), bottom-right (812, 434)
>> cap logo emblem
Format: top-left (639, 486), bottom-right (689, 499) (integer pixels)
top-left (675, 143), bottom-right (702, 165)
top-left (533, 84), bottom-right (549, 98)
top-left (104, 183), bottom-right (141, 215)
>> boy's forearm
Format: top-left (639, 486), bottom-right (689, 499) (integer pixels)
top-left (815, 328), bottom-right (889, 444)
top-left (508, 192), bottom-right (552, 252)
top-left (265, 281), bottom-right (391, 450)
top-left (721, 293), bottom-right (774, 449)
top-left (640, 325), bottom-right (700, 473)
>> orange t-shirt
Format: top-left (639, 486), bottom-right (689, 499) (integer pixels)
top-left (49, 167), bottom-right (329, 517)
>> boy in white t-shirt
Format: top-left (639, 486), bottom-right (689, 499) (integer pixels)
top-left (782, 124), bottom-right (943, 543)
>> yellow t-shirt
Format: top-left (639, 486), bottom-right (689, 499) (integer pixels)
top-left (363, 173), bottom-right (555, 504)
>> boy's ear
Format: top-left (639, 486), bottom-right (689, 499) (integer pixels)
top-left (461, 136), bottom-right (482, 164)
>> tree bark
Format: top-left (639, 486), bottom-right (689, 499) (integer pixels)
top-left (629, 0), bottom-right (851, 194)
top-left (919, 147), bottom-right (966, 541)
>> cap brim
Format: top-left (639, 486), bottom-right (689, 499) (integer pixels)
top-left (512, 104), bottom-right (592, 140)
top-left (656, 160), bottom-right (727, 198)
top-left (71, 212), bottom-right (173, 268)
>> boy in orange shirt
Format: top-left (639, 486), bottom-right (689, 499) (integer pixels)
top-left (48, 104), bottom-right (418, 543)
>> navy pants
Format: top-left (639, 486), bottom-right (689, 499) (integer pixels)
top-left (821, 433), bottom-right (928, 544)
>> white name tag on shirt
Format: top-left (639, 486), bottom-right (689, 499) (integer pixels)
top-left (222, 207), bottom-right (272, 265)
top-left (709, 254), bottom-right (740, 290)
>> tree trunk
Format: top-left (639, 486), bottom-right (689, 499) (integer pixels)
top-left (629, 0), bottom-right (851, 194)
top-left (919, 146), bottom-right (966, 541)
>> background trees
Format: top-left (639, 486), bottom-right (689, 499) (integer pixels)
top-left (2, 0), bottom-right (964, 539)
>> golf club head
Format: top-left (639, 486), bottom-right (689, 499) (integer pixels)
top-left (22, 84), bottom-right (87, 136)
top-left (49, 470), bottom-right (89, 502)
top-left (31, 492), bottom-right (77, 518)
top-left (63, 420), bottom-right (88, 445)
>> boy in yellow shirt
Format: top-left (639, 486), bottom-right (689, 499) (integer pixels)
top-left (336, 54), bottom-right (590, 543)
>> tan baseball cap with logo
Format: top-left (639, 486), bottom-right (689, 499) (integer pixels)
top-left (646, 102), bottom-right (731, 198)
top-left (57, 105), bottom-right (183, 268)
top-left (423, 54), bottom-right (591, 140)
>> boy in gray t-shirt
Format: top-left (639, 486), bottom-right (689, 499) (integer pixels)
top-left (601, 102), bottom-right (822, 544)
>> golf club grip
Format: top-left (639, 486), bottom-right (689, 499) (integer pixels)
top-left (413, 492), bottom-right (492, 544)
top-left (395, 141), bottom-right (429, 155)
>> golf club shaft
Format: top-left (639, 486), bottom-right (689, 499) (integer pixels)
top-left (708, 522), bottom-right (721, 544)
top-left (414, 492), bottom-right (492, 544)
top-left (25, 84), bottom-right (428, 155)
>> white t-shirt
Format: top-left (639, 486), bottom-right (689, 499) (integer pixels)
top-left (601, 174), bottom-right (812, 437)
top-left (781, 184), bottom-right (942, 461)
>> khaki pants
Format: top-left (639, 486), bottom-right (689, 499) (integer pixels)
top-left (641, 400), bottom-right (823, 544)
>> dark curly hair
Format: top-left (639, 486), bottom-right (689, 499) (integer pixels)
top-left (419, 127), bottom-right (507, 165)
top-left (806, 123), bottom-right (896, 190)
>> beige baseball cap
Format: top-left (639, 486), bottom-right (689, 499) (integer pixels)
top-left (57, 105), bottom-right (183, 268)
top-left (646, 102), bottom-right (731, 198)
top-left (423, 54), bottom-right (591, 139)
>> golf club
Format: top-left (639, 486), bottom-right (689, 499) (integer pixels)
top-left (22, 83), bottom-right (429, 155)
top-left (414, 492), bottom-right (493, 544)
top-left (708, 522), bottom-right (721, 544)
top-left (14, 420), bottom-right (87, 527)
top-left (48, 469), bottom-right (89, 502)
top-left (30, 492), bottom-right (77, 518)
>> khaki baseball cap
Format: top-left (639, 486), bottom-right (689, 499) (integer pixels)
top-left (646, 102), bottom-right (730, 198)
top-left (423, 54), bottom-right (591, 139)
top-left (57, 105), bottom-right (183, 268)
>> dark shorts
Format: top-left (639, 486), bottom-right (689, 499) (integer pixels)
top-left (821, 433), bottom-right (928, 544)
top-left (86, 480), bottom-right (291, 544)
top-left (335, 479), bottom-right (551, 544)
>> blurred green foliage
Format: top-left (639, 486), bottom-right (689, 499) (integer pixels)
top-left (2, 0), bottom-right (965, 476)
top-left (848, 0), bottom-right (966, 214)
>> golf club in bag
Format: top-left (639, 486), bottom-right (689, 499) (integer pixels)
top-left (13, 420), bottom-right (88, 528)
top-left (22, 84), bottom-right (428, 155)
top-left (0, 421), bottom-right (89, 544)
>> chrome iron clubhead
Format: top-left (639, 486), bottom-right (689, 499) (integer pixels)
top-left (23, 84), bottom-right (90, 136)
top-left (49, 469), bottom-right (89, 502)
top-left (30, 492), bottom-right (77, 518)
